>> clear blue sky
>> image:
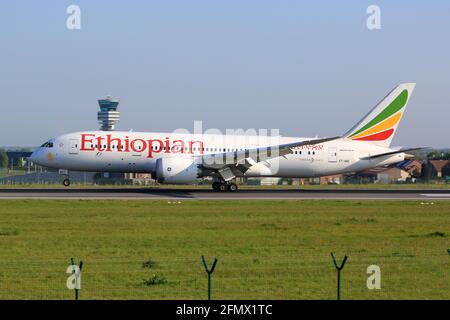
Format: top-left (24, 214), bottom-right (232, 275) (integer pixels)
top-left (0, 1), bottom-right (449, 147)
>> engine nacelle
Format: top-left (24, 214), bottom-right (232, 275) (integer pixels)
top-left (155, 157), bottom-right (202, 184)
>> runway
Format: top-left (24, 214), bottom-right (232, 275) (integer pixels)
top-left (0, 188), bottom-right (449, 200)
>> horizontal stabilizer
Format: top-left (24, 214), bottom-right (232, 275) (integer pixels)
top-left (360, 147), bottom-right (426, 160)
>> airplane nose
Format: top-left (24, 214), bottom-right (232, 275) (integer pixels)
top-left (29, 149), bottom-right (42, 165)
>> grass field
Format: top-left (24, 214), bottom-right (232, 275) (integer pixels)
top-left (0, 200), bottom-right (449, 300)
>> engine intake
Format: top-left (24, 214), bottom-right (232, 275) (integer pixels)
top-left (155, 157), bottom-right (202, 184)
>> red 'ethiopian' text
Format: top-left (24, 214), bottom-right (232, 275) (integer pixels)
top-left (79, 134), bottom-right (204, 158)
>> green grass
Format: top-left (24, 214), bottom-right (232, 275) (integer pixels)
top-left (0, 200), bottom-right (449, 300)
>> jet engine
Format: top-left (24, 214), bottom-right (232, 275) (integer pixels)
top-left (155, 157), bottom-right (202, 184)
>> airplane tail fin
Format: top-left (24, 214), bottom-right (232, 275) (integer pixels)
top-left (344, 83), bottom-right (416, 147)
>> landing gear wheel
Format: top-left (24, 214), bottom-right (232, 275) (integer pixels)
top-left (62, 178), bottom-right (71, 187)
top-left (212, 182), bottom-right (221, 191)
top-left (219, 183), bottom-right (228, 192)
top-left (228, 183), bottom-right (238, 192)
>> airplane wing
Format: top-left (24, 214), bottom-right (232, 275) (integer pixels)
top-left (199, 136), bottom-right (341, 181)
top-left (360, 147), bottom-right (426, 160)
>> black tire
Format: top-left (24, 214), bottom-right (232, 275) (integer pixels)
top-left (228, 183), bottom-right (238, 192)
top-left (212, 182), bottom-right (221, 191)
top-left (219, 183), bottom-right (228, 192)
top-left (62, 179), bottom-right (71, 187)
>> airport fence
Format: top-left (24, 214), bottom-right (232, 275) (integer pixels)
top-left (0, 250), bottom-right (449, 300)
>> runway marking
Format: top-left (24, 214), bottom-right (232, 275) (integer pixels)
top-left (421, 194), bottom-right (450, 197)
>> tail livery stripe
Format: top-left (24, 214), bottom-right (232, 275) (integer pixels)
top-left (350, 111), bottom-right (402, 139)
top-left (353, 128), bottom-right (394, 141)
top-left (344, 83), bottom-right (415, 147)
top-left (349, 89), bottom-right (408, 139)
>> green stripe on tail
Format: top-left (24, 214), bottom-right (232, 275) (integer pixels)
top-left (349, 89), bottom-right (408, 137)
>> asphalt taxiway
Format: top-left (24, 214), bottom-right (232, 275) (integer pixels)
top-left (0, 188), bottom-right (449, 200)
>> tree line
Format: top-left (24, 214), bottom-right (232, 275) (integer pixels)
top-left (0, 149), bottom-right (8, 168)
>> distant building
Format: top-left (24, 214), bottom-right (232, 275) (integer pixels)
top-left (319, 174), bottom-right (344, 184)
top-left (398, 159), bottom-right (423, 176)
top-left (348, 159), bottom-right (424, 184)
top-left (243, 177), bottom-right (281, 185)
top-left (124, 173), bottom-right (154, 185)
top-left (377, 167), bottom-right (410, 184)
top-left (428, 160), bottom-right (450, 179)
top-left (348, 167), bottom-right (385, 183)
top-left (97, 96), bottom-right (122, 180)
top-left (260, 177), bottom-right (282, 185)
top-left (98, 96), bottom-right (120, 131)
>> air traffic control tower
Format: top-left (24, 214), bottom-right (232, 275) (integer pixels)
top-left (97, 96), bottom-right (120, 131)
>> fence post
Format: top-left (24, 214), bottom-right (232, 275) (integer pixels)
top-left (331, 252), bottom-right (347, 301)
top-left (201, 256), bottom-right (218, 300)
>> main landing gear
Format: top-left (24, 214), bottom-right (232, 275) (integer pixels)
top-left (212, 181), bottom-right (238, 192)
top-left (62, 178), bottom-right (71, 187)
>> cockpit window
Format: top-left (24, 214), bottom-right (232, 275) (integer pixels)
top-left (40, 141), bottom-right (54, 148)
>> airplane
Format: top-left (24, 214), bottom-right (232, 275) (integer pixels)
top-left (30, 83), bottom-right (422, 191)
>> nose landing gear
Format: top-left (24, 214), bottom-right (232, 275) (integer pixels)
top-left (212, 181), bottom-right (238, 192)
top-left (59, 169), bottom-right (71, 187)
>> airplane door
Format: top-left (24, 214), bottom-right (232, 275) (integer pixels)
top-left (328, 147), bottom-right (337, 163)
top-left (69, 139), bottom-right (79, 155)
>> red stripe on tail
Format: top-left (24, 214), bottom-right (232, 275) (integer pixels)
top-left (354, 128), bottom-right (394, 141)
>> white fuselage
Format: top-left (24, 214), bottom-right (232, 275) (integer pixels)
top-left (30, 130), bottom-right (405, 182)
